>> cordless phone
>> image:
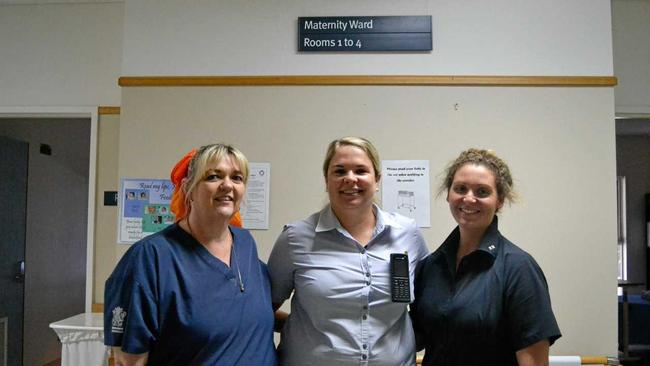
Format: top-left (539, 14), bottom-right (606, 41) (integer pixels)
top-left (390, 253), bottom-right (411, 303)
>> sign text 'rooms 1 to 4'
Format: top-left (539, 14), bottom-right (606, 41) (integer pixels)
top-left (298, 16), bottom-right (432, 52)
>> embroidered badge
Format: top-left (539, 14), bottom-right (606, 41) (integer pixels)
top-left (111, 306), bottom-right (127, 333)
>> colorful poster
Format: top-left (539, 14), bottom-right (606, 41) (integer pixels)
top-left (118, 179), bottom-right (175, 244)
top-left (381, 160), bottom-right (430, 228)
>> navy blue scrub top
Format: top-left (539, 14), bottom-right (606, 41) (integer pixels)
top-left (104, 224), bottom-right (277, 366)
top-left (411, 217), bottom-right (561, 366)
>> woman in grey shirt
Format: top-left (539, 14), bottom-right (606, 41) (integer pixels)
top-left (268, 137), bottom-right (428, 366)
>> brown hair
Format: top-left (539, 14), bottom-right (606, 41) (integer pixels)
top-left (440, 148), bottom-right (517, 206)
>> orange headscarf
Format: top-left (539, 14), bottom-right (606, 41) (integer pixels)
top-left (170, 148), bottom-right (242, 227)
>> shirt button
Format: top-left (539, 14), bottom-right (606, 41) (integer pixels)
top-left (365, 272), bottom-right (370, 277)
top-left (363, 305), bottom-right (368, 310)
top-left (362, 354), bottom-right (367, 360)
top-left (366, 281), bottom-right (371, 286)
top-left (363, 344), bottom-right (367, 349)
top-left (362, 314), bottom-right (367, 320)
top-left (361, 249), bottom-right (366, 254)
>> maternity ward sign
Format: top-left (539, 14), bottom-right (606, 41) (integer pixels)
top-left (298, 16), bottom-right (432, 52)
top-left (118, 179), bottom-right (175, 244)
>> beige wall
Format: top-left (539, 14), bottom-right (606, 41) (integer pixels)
top-left (112, 85), bottom-right (617, 356)
top-left (93, 113), bottom-right (119, 303)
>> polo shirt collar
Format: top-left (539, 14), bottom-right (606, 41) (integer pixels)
top-left (440, 216), bottom-right (501, 262)
top-left (315, 204), bottom-right (403, 234)
top-left (476, 216), bottom-right (501, 259)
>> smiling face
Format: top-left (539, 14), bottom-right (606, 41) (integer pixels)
top-left (189, 155), bottom-right (245, 222)
top-left (447, 163), bottom-right (503, 234)
top-left (326, 145), bottom-right (379, 215)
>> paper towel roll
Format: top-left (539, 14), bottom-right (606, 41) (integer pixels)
top-left (549, 356), bottom-right (582, 366)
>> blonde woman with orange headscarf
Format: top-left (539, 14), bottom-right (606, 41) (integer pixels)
top-left (104, 144), bottom-right (277, 366)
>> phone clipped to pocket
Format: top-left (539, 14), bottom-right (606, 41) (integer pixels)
top-left (390, 253), bottom-right (411, 303)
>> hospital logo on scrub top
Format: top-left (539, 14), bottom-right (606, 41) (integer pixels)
top-left (111, 306), bottom-right (127, 333)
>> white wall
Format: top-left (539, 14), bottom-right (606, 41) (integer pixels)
top-left (122, 0), bottom-right (613, 76)
top-left (0, 2), bottom-right (123, 106)
top-left (612, 0), bottom-right (650, 115)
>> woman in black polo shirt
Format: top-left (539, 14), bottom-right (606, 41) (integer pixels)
top-left (411, 148), bottom-right (561, 366)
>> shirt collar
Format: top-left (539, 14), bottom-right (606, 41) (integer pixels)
top-left (475, 216), bottom-right (500, 258)
top-left (440, 216), bottom-right (501, 261)
top-left (315, 204), bottom-right (403, 234)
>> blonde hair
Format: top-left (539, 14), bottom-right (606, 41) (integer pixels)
top-left (322, 137), bottom-right (381, 179)
top-left (183, 143), bottom-right (249, 209)
top-left (440, 148), bottom-right (517, 206)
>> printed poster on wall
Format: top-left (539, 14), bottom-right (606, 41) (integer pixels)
top-left (381, 160), bottom-right (430, 228)
top-left (240, 162), bottom-right (270, 230)
top-left (118, 179), bottom-right (175, 244)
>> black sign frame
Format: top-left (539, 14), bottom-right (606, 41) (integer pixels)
top-left (298, 16), bottom-right (432, 52)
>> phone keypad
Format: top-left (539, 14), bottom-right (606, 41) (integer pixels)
top-left (392, 278), bottom-right (411, 302)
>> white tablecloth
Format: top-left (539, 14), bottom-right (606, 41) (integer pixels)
top-left (50, 313), bottom-right (109, 366)
top-left (549, 356), bottom-right (582, 366)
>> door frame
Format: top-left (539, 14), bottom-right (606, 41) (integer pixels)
top-left (0, 106), bottom-right (98, 313)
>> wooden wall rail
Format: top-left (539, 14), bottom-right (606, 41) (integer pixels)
top-left (118, 75), bottom-right (617, 87)
top-left (98, 106), bottom-right (121, 115)
top-left (579, 356), bottom-right (611, 364)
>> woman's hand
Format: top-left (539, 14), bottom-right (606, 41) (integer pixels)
top-left (112, 347), bottom-right (148, 366)
top-left (273, 303), bottom-right (289, 332)
top-left (516, 339), bottom-right (550, 366)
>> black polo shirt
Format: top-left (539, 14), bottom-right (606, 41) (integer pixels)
top-left (411, 217), bottom-right (561, 366)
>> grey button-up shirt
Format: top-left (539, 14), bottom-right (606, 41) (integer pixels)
top-left (268, 205), bottom-right (429, 366)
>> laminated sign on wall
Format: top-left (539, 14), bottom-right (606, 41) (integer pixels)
top-left (381, 160), bottom-right (430, 228)
top-left (118, 179), bottom-right (175, 244)
top-left (240, 162), bottom-right (271, 230)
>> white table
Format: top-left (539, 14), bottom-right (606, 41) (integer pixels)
top-left (50, 313), bottom-right (109, 366)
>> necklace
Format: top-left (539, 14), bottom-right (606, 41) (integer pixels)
top-left (231, 238), bottom-right (245, 292)
top-left (186, 219), bottom-right (244, 292)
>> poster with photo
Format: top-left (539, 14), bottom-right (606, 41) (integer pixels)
top-left (118, 179), bottom-right (175, 244)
